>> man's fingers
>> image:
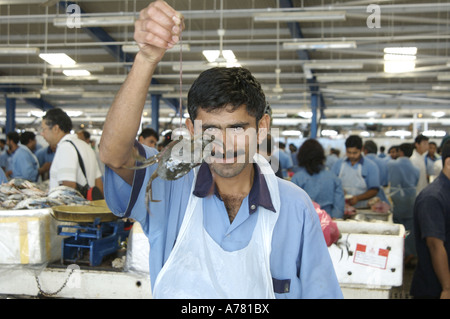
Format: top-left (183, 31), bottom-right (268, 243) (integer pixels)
top-left (136, 1), bottom-right (184, 49)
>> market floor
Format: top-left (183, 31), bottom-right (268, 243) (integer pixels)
top-left (389, 265), bottom-right (415, 299)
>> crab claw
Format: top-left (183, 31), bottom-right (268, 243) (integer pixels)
top-left (124, 148), bottom-right (160, 170)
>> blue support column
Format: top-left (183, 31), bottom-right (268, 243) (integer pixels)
top-left (151, 94), bottom-right (161, 133)
top-left (310, 93), bottom-right (318, 139)
top-left (5, 97), bottom-right (16, 134)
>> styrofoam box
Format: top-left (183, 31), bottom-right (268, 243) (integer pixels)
top-left (328, 220), bottom-right (405, 287)
top-left (0, 208), bottom-right (63, 265)
top-left (125, 222), bottom-right (150, 274)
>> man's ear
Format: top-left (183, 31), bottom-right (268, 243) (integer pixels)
top-left (185, 118), bottom-right (194, 135)
top-left (445, 157), bottom-right (450, 169)
top-left (257, 113), bottom-right (270, 144)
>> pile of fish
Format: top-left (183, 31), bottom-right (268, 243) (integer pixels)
top-left (0, 178), bottom-right (88, 210)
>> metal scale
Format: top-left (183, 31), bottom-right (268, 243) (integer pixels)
top-left (51, 201), bottom-right (130, 267)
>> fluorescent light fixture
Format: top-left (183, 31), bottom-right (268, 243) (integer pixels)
top-left (63, 69), bottom-right (91, 77)
top-left (281, 130), bottom-right (302, 137)
top-left (316, 74), bottom-right (368, 83)
top-left (148, 85), bottom-right (175, 93)
top-left (254, 11), bottom-right (346, 22)
top-left (431, 111), bottom-right (446, 118)
top-left (304, 62), bottom-right (363, 70)
top-left (7, 92), bottom-right (41, 99)
top-left (0, 47), bottom-right (40, 55)
top-left (28, 110), bottom-right (45, 118)
top-left (423, 130), bottom-right (446, 137)
top-left (283, 41), bottom-right (356, 50)
top-left (384, 47), bottom-right (417, 55)
top-left (0, 76), bottom-right (42, 84)
top-left (39, 53), bottom-right (76, 67)
top-left (385, 130), bottom-right (412, 137)
top-left (298, 111), bottom-right (313, 118)
top-left (321, 129), bottom-right (338, 137)
top-left (203, 50), bottom-right (236, 63)
top-left (40, 87), bottom-right (84, 96)
top-left (66, 111), bottom-right (83, 117)
top-left (97, 75), bottom-right (127, 84)
top-left (53, 16), bottom-right (135, 28)
top-left (384, 47), bottom-right (417, 73)
top-left (122, 44), bottom-right (190, 53)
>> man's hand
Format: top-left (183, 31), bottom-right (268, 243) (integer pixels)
top-left (134, 1), bottom-right (185, 64)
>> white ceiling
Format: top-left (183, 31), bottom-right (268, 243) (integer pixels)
top-left (0, 0), bottom-right (449, 138)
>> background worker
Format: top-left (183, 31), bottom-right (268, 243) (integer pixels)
top-left (332, 135), bottom-right (380, 208)
top-left (410, 141), bottom-right (450, 299)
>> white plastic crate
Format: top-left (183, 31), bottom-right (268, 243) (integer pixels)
top-left (328, 220), bottom-right (405, 288)
top-left (0, 208), bottom-right (62, 265)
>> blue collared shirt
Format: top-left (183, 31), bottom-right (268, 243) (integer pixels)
top-left (331, 155), bottom-right (380, 191)
top-left (104, 144), bottom-right (342, 299)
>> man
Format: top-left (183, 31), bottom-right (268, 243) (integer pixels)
top-left (425, 141), bottom-right (441, 178)
top-left (332, 135), bottom-right (380, 208)
top-left (387, 143), bottom-right (420, 267)
top-left (20, 131), bottom-right (39, 153)
top-left (410, 134), bottom-right (429, 194)
top-left (5, 132), bottom-right (39, 182)
top-left (138, 127), bottom-right (159, 149)
top-left (77, 130), bottom-right (91, 144)
top-left (410, 141), bottom-right (450, 299)
top-left (387, 145), bottom-right (399, 161)
top-left (99, 1), bottom-right (341, 299)
top-left (362, 140), bottom-right (390, 204)
top-left (41, 108), bottom-right (103, 195)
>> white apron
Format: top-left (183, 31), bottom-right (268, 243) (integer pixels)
top-left (152, 154), bottom-right (280, 299)
top-left (339, 161), bottom-right (368, 208)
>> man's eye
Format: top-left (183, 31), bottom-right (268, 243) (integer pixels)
top-left (232, 127), bottom-right (245, 133)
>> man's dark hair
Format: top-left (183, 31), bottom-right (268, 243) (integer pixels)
top-left (42, 108), bottom-right (73, 133)
top-left (442, 140), bottom-right (450, 166)
top-left (345, 135), bottom-right (363, 150)
top-left (297, 139), bottom-right (325, 176)
top-left (399, 143), bottom-right (414, 157)
top-left (363, 140), bottom-right (378, 154)
top-left (187, 67), bottom-right (266, 123)
top-left (139, 128), bottom-right (158, 140)
top-left (6, 131), bottom-right (20, 145)
top-left (20, 131), bottom-right (36, 145)
top-left (388, 145), bottom-right (399, 153)
top-left (415, 134), bottom-right (429, 145)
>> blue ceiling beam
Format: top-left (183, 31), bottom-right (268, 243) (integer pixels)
top-left (279, 0), bottom-right (327, 133)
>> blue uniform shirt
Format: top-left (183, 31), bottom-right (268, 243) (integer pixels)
top-left (331, 156), bottom-right (380, 191)
top-left (0, 167), bottom-right (7, 184)
top-left (411, 172), bottom-right (450, 298)
top-left (104, 144), bottom-right (342, 299)
top-left (291, 167), bottom-right (345, 218)
top-left (35, 146), bottom-right (55, 167)
top-left (10, 146), bottom-right (39, 182)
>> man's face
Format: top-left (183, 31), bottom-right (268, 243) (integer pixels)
top-left (188, 104), bottom-right (268, 179)
top-left (40, 121), bottom-right (57, 146)
top-left (140, 135), bottom-right (158, 148)
top-left (389, 148), bottom-right (398, 159)
top-left (416, 140), bottom-right (429, 155)
top-left (428, 143), bottom-right (437, 156)
top-left (346, 147), bottom-right (362, 165)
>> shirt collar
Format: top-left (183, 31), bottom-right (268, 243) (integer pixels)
top-left (192, 162), bottom-right (276, 214)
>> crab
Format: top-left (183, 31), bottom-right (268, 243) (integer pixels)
top-left (126, 134), bottom-right (215, 207)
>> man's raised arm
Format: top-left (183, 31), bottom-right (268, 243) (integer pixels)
top-left (99, 1), bottom-right (184, 184)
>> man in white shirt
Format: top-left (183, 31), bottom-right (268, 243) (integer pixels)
top-left (40, 108), bottom-right (103, 194)
top-left (410, 134), bottom-right (429, 195)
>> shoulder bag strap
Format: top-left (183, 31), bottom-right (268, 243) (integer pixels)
top-left (65, 140), bottom-right (88, 183)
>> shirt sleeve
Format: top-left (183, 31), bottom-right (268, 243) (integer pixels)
top-left (297, 197), bottom-right (343, 298)
top-left (363, 160), bottom-right (380, 190)
top-left (332, 176), bottom-right (345, 218)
